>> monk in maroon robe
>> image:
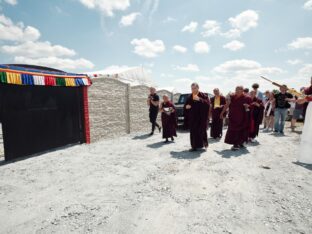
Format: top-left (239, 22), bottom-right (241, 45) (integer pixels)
top-left (160, 95), bottom-right (177, 143)
top-left (248, 90), bottom-right (264, 142)
top-left (221, 86), bottom-right (252, 151)
top-left (185, 83), bottom-right (210, 151)
top-left (303, 77), bottom-right (312, 120)
top-left (209, 88), bottom-right (226, 139)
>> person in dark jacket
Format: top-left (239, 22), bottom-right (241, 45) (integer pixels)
top-left (160, 95), bottom-right (177, 143)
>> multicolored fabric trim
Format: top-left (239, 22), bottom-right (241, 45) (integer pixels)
top-left (0, 67), bottom-right (91, 87)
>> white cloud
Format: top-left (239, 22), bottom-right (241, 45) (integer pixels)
top-left (181, 21), bottom-right (198, 33)
top-left (204, 60), bottom-right (285, 93)
top-left (2, 41), bottom-right (76, 58)
top-left (0, 14), bottom-right (40, 41)
top-left (162, 17), bottom-right (177, 23)
top-left (201, 20), bottom-right (221, 37)
top-left (4, 0), bottom-right (17, 5)
top-left (144, 62), bottom-right (154, 68)
top-left (288, 37), bottom-right (312, 50)
top-left (287, 59), bottom-right (302, 65)
top-left (173, 45), bottom-right (187, 53)
top-left (131, 38), bottom-right (165, 58)
top-left (221, 29), bottom-right (241, 39)
top-left (304, 0), bottom-right (312, 10)
top-left (175, 64), bottom-right (200, 72)
top-left (172, 78), bottom-right (193, 92)
top-left (119, 12), bottom-right (140, 27)
top-left (160, 73), bottom-right (175, 78)
top-left (194, 41), bottom-right (210, 54)
top-left (223, 40), bottom-right (245, 51)
top-left (298, 64), bottom-right (312, 77)
top-left (213, 59), bottom-right (284, 77)
top-left (14, 56), bottom-right (94, 70)
top-left (214, 59), bottom-right (261, 73)
top-left (0, 14), bottom-right (94, 71)
top-left (79, 0), bottom-right (130, 16)
top-left (229, 10), bottom-right (259, 32)
top-left (199, 10), bottom-right (258, 39)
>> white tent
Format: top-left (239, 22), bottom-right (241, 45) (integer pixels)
top-left (86, 66), bottom-right (154, 87)
top-left (157, 87), bottom-right (177, 93)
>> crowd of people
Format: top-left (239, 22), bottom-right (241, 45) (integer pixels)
top-left (147, 76), bottom-right (312, 164)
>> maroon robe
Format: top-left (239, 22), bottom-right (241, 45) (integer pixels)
top-left (185, 92), bottom-right (210, 149)
top-left (225, 94), bottom-right (252, 146)
top-left (249, 97), bottom-right (264, 139)
top-left (161, 101), bottom-right (177, 139)
top-left (210, 96), bottom-right (226, 138)
top-left (304, 86), bottom-right (312, 119)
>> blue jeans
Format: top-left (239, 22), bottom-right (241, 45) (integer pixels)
top-left (274, 108), bottom-right (287, 133)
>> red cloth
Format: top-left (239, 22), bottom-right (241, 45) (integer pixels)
top-left (304, 86), bottom-right (312, 95)
top-left (303, 86), bottom-right (312, 118)
top-left (185, 92), bottom-right (210, 149)
top-left (306, 96), bottom-right (312, 102)
top-left (225, 94), bottom-right (251, 145)
top-left (210, 96), bottom-right (226, 138)
top-left (44, 76), bottom-right (56, 86)
top-left (161, 101), bottom-right (177, 139)
top-left (249, 97), bottom-right (264, 139)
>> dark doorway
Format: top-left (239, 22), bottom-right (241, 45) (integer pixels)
top-left (0, 83), bottom-right (85, 161)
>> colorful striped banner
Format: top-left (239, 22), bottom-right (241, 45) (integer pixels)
top-left (0, 70), bottom-right (91, 87)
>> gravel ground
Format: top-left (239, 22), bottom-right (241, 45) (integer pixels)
top-left (0, 124), bottom-right (311, 234)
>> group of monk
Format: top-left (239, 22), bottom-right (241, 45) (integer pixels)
top-left (147, 77), bottom-right (312, 152)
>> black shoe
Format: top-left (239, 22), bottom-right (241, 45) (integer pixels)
top-left (149, 132), bottom-right (154, 136)
top-left (231, 145), bottom-right (239, 151)
top-left (239, 144), bottom-right (246, 149)
top-left (158, 127), bottom-right (162, 133)
top-left (189, 148), bottom-right (197, 152)
top-left (164, 139), bottom-right (169, 143)
top-left (171, 137), bottom-right (174, 141)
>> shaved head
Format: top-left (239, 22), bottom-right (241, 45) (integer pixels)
top-left (235, 86), bottom-right (244, 96)
top-left (191, 82), bottom-right (199, 94)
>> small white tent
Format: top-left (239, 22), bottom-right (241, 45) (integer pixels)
top-left (86, 66), bottom-right (154, 87)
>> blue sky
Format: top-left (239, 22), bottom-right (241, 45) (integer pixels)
top-left (0, 0), bottom-right (312, 92)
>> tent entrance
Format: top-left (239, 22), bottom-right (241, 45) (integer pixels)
top-left (0, 84), bottom-right (86, 161)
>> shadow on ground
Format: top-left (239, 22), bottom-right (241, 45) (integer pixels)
top-left (292, 130), bottom-right (303, 135)
top-left (147, 141), bottom-right (175, 149)
top-left (293, 162), bottom-right (312, 171)
top-left (132, 134), bottom-right (151, 140)
top-left (208, 138), bottom-right (222, 144)
top-left (0, 144), bottom-right (78, 167)
top-left (269, 133), bottom-right (290, 138)
top-left (214, 148), bottom-right (250, 159)
top-left (170, 149), bottom-right (205, 159)
top-left (247, 141), bottom-right (260, 147)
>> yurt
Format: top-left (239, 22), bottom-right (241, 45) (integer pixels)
top-left (0, 64), bottom-right (92, 161)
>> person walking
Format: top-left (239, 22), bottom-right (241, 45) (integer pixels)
top-left (147, 87), bottom-right (161, 135)
top-left (273, 85), bottom-right (293, 135)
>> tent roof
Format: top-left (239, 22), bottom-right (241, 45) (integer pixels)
top-left (157, 87), bottom-right (177, 93)
top-left (86, 66), bottom-right (154, 87)
top-left (87, 66), bottom-right (138, 76)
